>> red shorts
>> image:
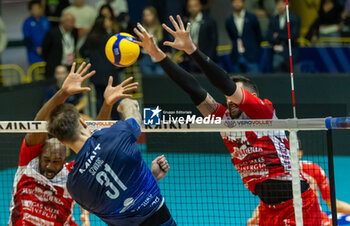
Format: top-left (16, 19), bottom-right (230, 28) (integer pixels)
top-left (258, 189), bottom-right (322, 226)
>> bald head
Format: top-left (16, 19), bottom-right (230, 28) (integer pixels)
top-left (61, 12), bottom-right (75, 32)
top-left (39, 138), bottom-right (67, 179)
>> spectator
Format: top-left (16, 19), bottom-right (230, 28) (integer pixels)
top-left (42, 12), bottom-right (78, 79)
top-left (307, 0), bottom-right (343, 43)
top-left (23, 0), bottom-right (50, 65)
top-left (44, 65), bottom-right (86, 111)
top-left (96, 2), bottom-right (131, 33)
top-left (41, 0), bottom-right (70, 26)
top-left (148, 0), bottom-right (187, 24)
top-left (341, 0), bottom-right (350, 36)
top-left (140, 6), bottom-right (166, 75)
top-left (245, 0), bottom-right (276, 36)
top-left (267, 0), bottom-right (300, 72)
top-left (95, 0), bottom-right (128, 18)
top-left (0, 16), bottom-right (7, 58)
top-left (63, 0), bottom-right (96, 40)
top-left (98, 4), bottom-right (121, 34)
top-left (225, 0), bottom-right (262, 74)
top-left (80, 16), bottom-right (121, 119)
top-left (245, 0), bottom-right (276, 17)
top-left (180, 0), bottom-right (218, 72)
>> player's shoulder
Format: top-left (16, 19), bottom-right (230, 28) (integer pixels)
top-left (300, 160), bottom-right (321, 170)
top-left (65, 161), bottom-right (75, 172)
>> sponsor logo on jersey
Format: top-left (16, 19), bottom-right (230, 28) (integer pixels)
top-left (79, 144), bottom-right (101, 174)
top-left (232, 144), bottom-right (263, 160)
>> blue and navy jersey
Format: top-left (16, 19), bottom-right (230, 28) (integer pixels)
top-left (67, 119), bottom-right (163, 225)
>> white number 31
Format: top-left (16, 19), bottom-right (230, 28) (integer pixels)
top-left (96, 163), bottom-right (127, 199)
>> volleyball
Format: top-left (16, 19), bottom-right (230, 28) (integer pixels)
top-left (105, 33), bottom-right (140, 67)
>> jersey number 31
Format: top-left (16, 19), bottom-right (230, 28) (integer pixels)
top-left (96, 163), bottom-right (127, 199)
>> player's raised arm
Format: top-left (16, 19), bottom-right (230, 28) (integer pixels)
top-left (117, 98), bottom-right (142, 126)
top-left (97, 76), bottom-right (138, 120)
top-left (25, 62), bottom-right (95, 146)
top-left (133, 23), bottom-right (217, 117)
top-left (162, 15), bottom-right (243, 106)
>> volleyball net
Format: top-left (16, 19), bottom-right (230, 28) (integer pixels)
top-left (0, 118), bottom-right (349, 225)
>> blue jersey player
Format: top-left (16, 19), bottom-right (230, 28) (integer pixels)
top-left (47, 63), bottom-right (176, 226)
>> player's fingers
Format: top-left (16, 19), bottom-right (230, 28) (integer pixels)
top-left (82, 70), bottom-right (96, 81)
top-left (137, 23), bottom-right (150, 38)
top-left (121, 94), bottom-right (133, 99)
top-left (80, 87), bottom-right (91, 92)
top-left (80, 63), bottom-right (91, 76)
top-left (162, 24), bottom-right (176, 36)
top-left (76, 62), bottom-right (86, 75)
top-left (169, 15), bottom-right (180, 31)
top-left (120, 76), bottom-right (134, 86)
top-left (132, 40), bottom-right (143, 47)
top-left (133, 27), bottom-right (144, 40)
top-left (124, 86), bottom-right (138, 93)
top-left (186, 22), bottom-right (191, 32)
top-left (160, 159), bottom-right (168, 166)
top-left (124, 82), bottom-right (138, 89)
top-left (70, 62), bottom-right (76, 74)
top-left (163, 41), bottom-right (174, 47)
top-left (107, 76), bottom-right (113, 87)
top-left (153, 156), bottom-right (163, 163)
top-left (176, 15), bottom-right (185, 30)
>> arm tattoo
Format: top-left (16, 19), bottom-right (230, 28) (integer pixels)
top-left (120, 99), bottom-right (142, 126)
top-left (196, 93), bottom-right (217, 117)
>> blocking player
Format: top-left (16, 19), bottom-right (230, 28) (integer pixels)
top-left (9, 62), bottom-right (170, 225)
top-left (8, 62), bottom-right (95, 226)
top-left (248, 140), bottom-right (350, 225)
top-left (133, 16), bottom-right (322, 225)
top-left (47, 69), bottom-right (176, 225)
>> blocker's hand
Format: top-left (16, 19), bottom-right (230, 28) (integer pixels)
top-left (162, 15), bottom-right (197, 55)
top-left (133, 23), bottom-right (166, 62)
top-left (104, 76), bottom-right (138, 106)
top-left (151, 155), bottom-right (170, 182)
top-left (61, 62), bottom-right (95, 95)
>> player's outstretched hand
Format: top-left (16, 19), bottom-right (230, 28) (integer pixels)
top-left (133, 23), bottom-right (166, 62)
top-left (162, 15), bottom-right (197, 55)
top-left (61, 62), bottom-right (95, 95)
top-left (151, 155), bottom-right (170, 182)
top-left (104, 76), bottom-right (138, 106)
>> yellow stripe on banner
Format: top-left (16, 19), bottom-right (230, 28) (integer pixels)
top-left (0, 64), bottom-right (27, 84)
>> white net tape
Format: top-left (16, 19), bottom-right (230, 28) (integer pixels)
top-left (0, 118), bottom-right (329, 133)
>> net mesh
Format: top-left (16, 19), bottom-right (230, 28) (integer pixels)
top-left (0, 127), bottom-right (334, 226)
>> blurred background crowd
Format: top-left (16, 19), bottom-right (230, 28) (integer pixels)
top-left (1, 0), bottom-right (350, 119)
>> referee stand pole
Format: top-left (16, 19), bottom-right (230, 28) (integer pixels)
top-left (327, 130), bottom-right (338, 226)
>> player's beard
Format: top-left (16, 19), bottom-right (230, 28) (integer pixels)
top-left (40, 166), bottom-right (57, 179)
top-left (228, 104), bottom-right (242, 119)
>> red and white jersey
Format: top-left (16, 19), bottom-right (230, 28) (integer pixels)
top-left (300, 160), bottom-right (331, 202)
top-left (212, 88), bottom-right (292, 194)
top-left (8, 139), bottom-right (77, 226)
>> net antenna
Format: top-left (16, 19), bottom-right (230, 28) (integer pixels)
top-left (286, 1), bottom-right (303, 225)
top-left (286, 0), bottom-right (297, 119)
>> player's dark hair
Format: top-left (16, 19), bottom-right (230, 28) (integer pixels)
top-left (231, 75), bottom-right (259, 95)
top-left (28, 0), bottom-right (41, 11)
top-left (48, 104), bottom-right (80, 142)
